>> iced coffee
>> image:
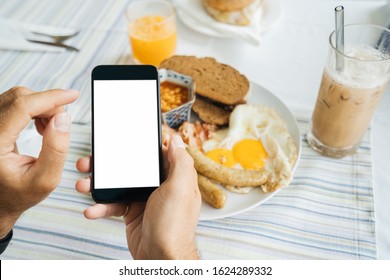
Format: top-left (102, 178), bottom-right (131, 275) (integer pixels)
top-left (307, 25), bottom-right (390, 157)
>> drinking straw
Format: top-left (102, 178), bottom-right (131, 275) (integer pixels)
top-left (375, 23), bottom-right (390, 52)
top-left (335, 6), bottom-right (344, 72)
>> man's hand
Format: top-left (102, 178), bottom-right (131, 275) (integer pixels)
top-left (76, 135), bottom-right (202, 259)
top-left (0, 86), bottom-right (79, 238)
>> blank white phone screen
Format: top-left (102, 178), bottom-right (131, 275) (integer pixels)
top-left (94, 80), bottom-right (160, 189)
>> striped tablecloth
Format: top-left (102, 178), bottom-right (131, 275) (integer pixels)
top-left (1, 117), bottom-right (376, 260)
top-left (0, 0), bottom-right (376, 259)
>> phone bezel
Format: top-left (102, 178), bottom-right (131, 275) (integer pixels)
top-left (91, 65), bottom-right (163, 203)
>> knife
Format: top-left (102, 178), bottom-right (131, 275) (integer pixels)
top-left (27, 39), bottom-right (79, 52)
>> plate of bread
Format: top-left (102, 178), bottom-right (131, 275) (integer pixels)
top-left (159, 55), bottom-right (301, 220)
top-left (175, 0), bottom-right (282, 41)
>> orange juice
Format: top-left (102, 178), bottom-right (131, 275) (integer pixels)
top-left (129, 15), bottom-right (176, 66)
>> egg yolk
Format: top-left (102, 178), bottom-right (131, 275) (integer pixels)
top-left (232, 139), bottom-right (267, 170)
top-left (206, 148), bottom-right (236, 167)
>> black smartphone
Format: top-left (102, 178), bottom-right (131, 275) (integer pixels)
top-left (91, 65), bottom-right (163, 203)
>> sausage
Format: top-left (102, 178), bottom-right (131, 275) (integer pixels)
top-left (187, 146), bottom-right (269, 187)
top-left (198, 174), bottom-right (226, 209)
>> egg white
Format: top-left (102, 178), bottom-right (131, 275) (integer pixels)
top-left (202, 104), bottom-right (298, 192)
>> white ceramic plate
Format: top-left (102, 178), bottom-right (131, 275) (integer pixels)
top-left (177, 0), bottom-right (283, 38)
top-left (199, 81), bottom-right (301, 220)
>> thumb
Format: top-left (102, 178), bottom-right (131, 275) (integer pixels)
top-left (166, 135), bottom-right (197, 187)
top-left (32, 112), bottom-right (71, 189)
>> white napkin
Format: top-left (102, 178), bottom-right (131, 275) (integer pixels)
top-left (0, 17), bottom-right (75, 52)
top-left (172, 0), bottom-right (263, 45)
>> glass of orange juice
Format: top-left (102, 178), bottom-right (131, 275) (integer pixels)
top-left (126, 0), bottom-right (177, 66)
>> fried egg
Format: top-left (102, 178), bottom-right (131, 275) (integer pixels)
top-left (202, 104), bottom-right (298, 193)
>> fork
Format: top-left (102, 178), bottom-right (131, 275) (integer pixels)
top-left (30, 30), bottom-right (80, 42)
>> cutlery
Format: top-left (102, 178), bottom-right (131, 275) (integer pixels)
top-left (31, 30), bottom-right (80, 42)
top-left (27, 39), bottom-right (79, 51)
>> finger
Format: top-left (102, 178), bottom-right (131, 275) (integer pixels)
top-left (165, 135), bottom-right (197, 189)
top-left (76, 156), bottom-right (91, 173)
top-left (0, 88), bottom-right (79, 147)
top-left (13, 143), bottom-right (18, 154)
top-left (34, 114), bottom-right (60, 136)
top-left (162, 144), bottom-right (169, 179)
top-left (29, 112), bottom-right (71, 190)
top-left (123, 202), bottom-right (146, 225)
top-left (41, 118), bottom-right (49, 127)
top-left (34, 106), bottom-right (65, 119)
top-left (4, 86), bottom-right (34, 96)
top-left (75, 177), bottom-right (91, 193)
top-left (84, 203), bottom-right (127, 219)
top-left (34, 118), bottom-right (46, 136)
top-left (25, 89), bottom-right (79, 117)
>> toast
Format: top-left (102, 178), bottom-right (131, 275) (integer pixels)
top-left (192, 98), bottom-right (231, 126)
top-left (160, 56), bottom-right (250, 105)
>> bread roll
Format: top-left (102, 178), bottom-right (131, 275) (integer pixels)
top-left (202, 0), bottom-right (261, 26)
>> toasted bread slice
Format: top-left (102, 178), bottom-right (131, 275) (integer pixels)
top-left (192, 98), bottom-right (231, 126)
top-left (160, 56), bottom-right (250, 105)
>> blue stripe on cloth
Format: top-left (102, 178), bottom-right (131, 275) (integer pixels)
top-left (197, 223), bottom-right (375, 259)
top-left (274, 195), bottom-right (374, 214)
top-left (14, 225), bottom-right (129, 252)
top-left (258, 203), bottom-right (373, 223)
top-left (227, 218), bottom-right (376, 245)
top-left (13, 238), bottom-right (113, 260)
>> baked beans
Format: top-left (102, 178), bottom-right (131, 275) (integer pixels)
top-left (160, 82), bottom-right (188, 112)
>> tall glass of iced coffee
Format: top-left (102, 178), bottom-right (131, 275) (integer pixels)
top-left (307, 24), bottom-right (390, 158)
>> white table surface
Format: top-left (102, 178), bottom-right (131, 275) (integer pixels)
top-left (1, 0), bottom-right (388, 259)
top-left (190, 0), bottom-right (389, 258)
